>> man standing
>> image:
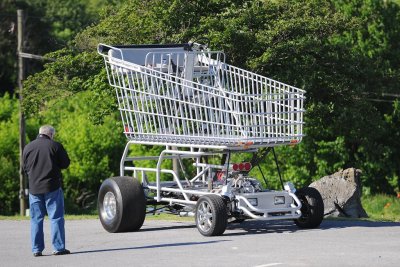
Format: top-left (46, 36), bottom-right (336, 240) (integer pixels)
top-left (23, 125), bottom-right (71, 257)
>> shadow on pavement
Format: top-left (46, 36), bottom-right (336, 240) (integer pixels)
top-left (319, 219), bottom-right (400, 229)
top-left (139, 223), bottom-right (196, 232)
top-left (71, 240), bottom-right (231, 255)
top-left (225, 220), bottom-right (299, 236)
top-left (223, 218), bottom-right (400, 236)
top-left (69, 219), bottom-right (399, 255)
top-left (112, 218), bottom-right (400, 238)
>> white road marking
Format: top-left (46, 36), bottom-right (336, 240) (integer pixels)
top-left (253, 263), bottom-right (283, 267)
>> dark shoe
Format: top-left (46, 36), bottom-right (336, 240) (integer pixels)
top-left (52, 249), bottom-right (70, 255)
top-left (33, 252), bottom-right (42, 257)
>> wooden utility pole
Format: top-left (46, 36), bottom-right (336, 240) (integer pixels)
top-left (17, 10), bottom-right (54, 216)
top-left (18, 9), bottom-right (27, 216)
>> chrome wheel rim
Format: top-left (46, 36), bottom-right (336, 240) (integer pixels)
top-left (103, 191), bottom-right (117, 221)
top-left (197, 201), bottom-right (213, 232)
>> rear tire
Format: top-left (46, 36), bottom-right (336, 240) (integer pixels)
top-left (294, 187), bottom-right (324, 229)
top-left (98, 176), bottom-right (146, 233)
top-left (195, 195), bottom-right (227, 236)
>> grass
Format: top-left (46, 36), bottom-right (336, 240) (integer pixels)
top-left (2, 194), bottom-right (399, 222)
top-left (362, 194), bottom-right (400, 222)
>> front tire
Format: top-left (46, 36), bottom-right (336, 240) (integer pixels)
top-left (195, 195), bottom-right (227, 236)
top-left (98, 176), bottom-right (146, 233)
top-left (294, 187), bottom-right (324, 229)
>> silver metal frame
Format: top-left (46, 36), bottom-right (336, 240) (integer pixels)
top-left (119, 142), bottom-right (302, 221)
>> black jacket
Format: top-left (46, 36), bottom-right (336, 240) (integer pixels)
top-left (23, 134), bottom-right (70, 194)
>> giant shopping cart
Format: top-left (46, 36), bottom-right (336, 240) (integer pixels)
top-left (97, 42), bottom-right (323, 236)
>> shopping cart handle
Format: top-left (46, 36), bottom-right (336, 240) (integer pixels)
top-left (97, 43), bottom-right (124, 61)
top-left (98, 43), bottom-right (197, 64)
top-left (98, 44), bottom-right (111, 54)
top-left (98, 43), bottom-right (117, 56)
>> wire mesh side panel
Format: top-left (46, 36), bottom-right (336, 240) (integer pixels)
top-left (104, 59), bottom-right (243, 145)
top-left (103, 51), bottom-right (305, 147)
top-left (218, 63), bottom-right (305, 145)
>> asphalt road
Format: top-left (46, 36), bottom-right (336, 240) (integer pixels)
top-left (1, 218), bottom-right (399, 267)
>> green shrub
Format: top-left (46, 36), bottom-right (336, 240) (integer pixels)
top-left (37, 90), bottom-right (126, 212)
top-left (0, 94), bottom-right (39, 215)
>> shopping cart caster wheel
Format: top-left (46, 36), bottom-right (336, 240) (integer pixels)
top-left (195, 195), bottom-right (227, 236)
top-left (294, 187), bottom-right (324, 229)
top-left (98, 176), bottom-right (146, 232)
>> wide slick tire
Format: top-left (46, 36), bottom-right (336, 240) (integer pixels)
top-left (294, 187), bottom-right (324, 229)
top-left (98, 176), bottom-right (146, 233)
top-left (195, 194), bottom-right (227, 236)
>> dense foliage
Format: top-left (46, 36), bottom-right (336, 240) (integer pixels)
top-left (0, 0), bottom-right (122, 95)
top-left (0, 0), bottom-right (399, 214)
top-left (0, 94), bottom-right (39, 214)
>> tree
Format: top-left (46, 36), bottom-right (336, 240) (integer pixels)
top-left (0, 0), bottom-right (124, 214)
top-left (0, 0), bottom-right (19, 95)
top-left (331, 0), bottom-right (400, 193)
top-left (0, 0), bottom-right (117, 95)
top-left (20, 0), bottom-right (400, 199)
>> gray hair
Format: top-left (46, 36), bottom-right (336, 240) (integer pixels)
top-left (39, 125), bottom-right (55, 139)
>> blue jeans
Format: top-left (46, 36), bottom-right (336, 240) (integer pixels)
top-left (29, 188), bottom-right (66, 253)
